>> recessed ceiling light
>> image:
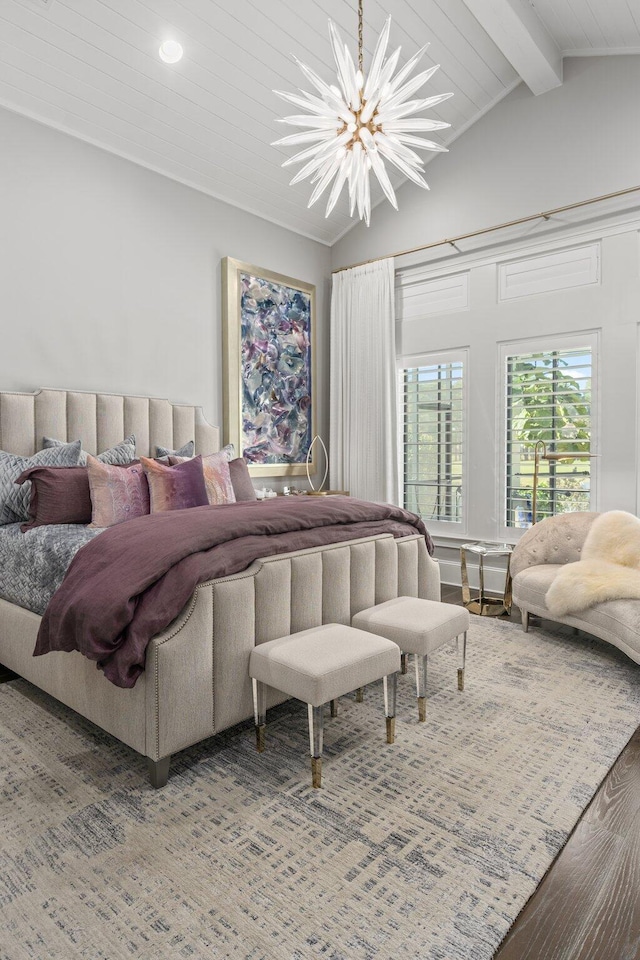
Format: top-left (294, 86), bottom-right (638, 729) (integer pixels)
top-left (159, 40), bottom-right (183, 64)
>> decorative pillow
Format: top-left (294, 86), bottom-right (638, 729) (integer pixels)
top-left (228, 458), bottom-right (257, 502)
top-left (168, 452), bottom-right (236, 506)
top-left (43, 435), bottom-right (136, 466)
top-left (17, 466), bottom-right (92, 530)
top-left (155, 440), bottom-right (195, 459)
top-left (141, 455), bottom-right (209, 513)
top-left (0, 440), bottom-right (83, 525)
top-left (87, 456), bottom-right (150, 528)
top-left (156, 441), bottom-right (236, 461)
top-left (220, 443), bottom-right (236, 462)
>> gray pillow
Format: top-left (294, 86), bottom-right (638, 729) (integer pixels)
top-left (155, 440), bottom-right (195, 459)
top-left (220, 443), bottom-right (236, 462)
top-left (43, 435), bottom-right (136, 466)
top-left (0, 440), bottom-right (83, 524)
top-left (155, 441), bottom-right (236, 461)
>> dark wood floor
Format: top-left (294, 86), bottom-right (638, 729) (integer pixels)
top-left (2, 592), bottom-right (639, 958)
top-left (442, 584), bottom-right (640, 960)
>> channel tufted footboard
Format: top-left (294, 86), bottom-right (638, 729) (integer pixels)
top-left (0, 533), bottom-right (439, 787)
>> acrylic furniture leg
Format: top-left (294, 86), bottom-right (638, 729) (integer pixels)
top-left (252, 677), bottom-right (267, 752)
top-left (147, 756), bottom-right (170, 789)
top-left (401, 653), bottom-right (408, 675)
top-left (355, 686), bottom-right (365, 702)
top-left (330, 699), bottom-right (338, 717)
top-left (457, 631), bottom-right (467, 691)
top-left (415, 653), bottom-right (428, 721)
top-left (383, 672), bottom-right (397, 744)
top-left (460, 547), bottom-right (471, 606)
top-left (308, 704), bottom-right (324, 788)
top-left (522, 610), bottom-right (529, 633)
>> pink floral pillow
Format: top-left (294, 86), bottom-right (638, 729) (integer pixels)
top-left (168, 451), bottom-right (236, 506)
top-left (87, 456), bottom-right (150, 528)
top-left (141, 455), bottom-right (209, 512)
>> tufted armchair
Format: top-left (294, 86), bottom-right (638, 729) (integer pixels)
top-left (511, 512), bottom-right (640, 665)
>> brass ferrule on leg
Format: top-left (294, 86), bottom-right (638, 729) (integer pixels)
top-left (386, 717), bottom-right (396, 744)
top-left (256, 724), bottom-right (266, 753)
top-left (418, 697), bottom-right (426, 722)
top-left (355, 687), bottom-right (364, 703)
top-left (457, 668), bottom-right (465, 692)
top-left (311, 757), bottom-right (322, 788)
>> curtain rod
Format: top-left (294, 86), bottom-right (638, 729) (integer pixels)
top-left (331, 184), bottom-right (640, 274)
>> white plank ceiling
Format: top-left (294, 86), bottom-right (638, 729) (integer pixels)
top-left (531, 0), bottom-right (640, 55)
top-left (0, 0), bottom-right (637, 244)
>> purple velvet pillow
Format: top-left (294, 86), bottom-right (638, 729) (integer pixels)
top-left (16, 466), bottom-right (92, 530)
top-left (141, 455), bottom-right (209, 513)
top-left (168, 451), bottom-right (236, 506)
top-left (228, 458), bottom-right (256, 502)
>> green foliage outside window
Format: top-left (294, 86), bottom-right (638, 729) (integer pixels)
top-left (507, 349), bottom-right (592, 526)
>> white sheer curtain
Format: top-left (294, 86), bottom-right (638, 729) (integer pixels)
top-left (329, 258), bottom-right (399, 504)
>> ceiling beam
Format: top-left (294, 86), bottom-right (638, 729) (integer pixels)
top-left (462, 0), bottom-right (563, 95)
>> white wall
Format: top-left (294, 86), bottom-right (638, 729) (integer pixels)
top-left (398, 222), bottom-right (639, 568)
top-left (332, 56), bottom-right (640, 271)
top-left (395, 219), bottom-right (640, 589)
top-left (0, 106), bottom-right (331, 463)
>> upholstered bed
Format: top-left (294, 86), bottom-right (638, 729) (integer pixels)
top-left (0, 387), bottom-right (440, 787)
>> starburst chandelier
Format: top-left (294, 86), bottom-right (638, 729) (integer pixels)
top-left (273, 1), bottom-right (453, 226)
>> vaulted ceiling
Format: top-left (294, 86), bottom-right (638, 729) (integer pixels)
top-left (1, 0), bottom-right (638, 245)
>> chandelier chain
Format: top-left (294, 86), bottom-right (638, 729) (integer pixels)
top-left (358, 0), bottom-right (363, 74)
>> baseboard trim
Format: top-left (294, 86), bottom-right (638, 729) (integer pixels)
top-left (439, 557), bottom-right (510, 594)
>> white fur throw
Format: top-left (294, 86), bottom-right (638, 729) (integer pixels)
top-left (546, 510), bottom-right (640, 616)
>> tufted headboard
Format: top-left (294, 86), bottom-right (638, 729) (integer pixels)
top-left (0, 387), bottom-right (220, 458)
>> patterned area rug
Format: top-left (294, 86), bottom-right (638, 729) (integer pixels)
top-left (1, 618), bottom-right (639, 960)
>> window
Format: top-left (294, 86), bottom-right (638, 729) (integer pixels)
top-left (401, 352), bottom-right (466, 530)
top-left (498, 242), bottom-right (600, 301)
top-left (503, 337), bottom-right (596, 530)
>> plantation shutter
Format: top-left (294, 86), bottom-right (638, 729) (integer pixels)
top-left (402, 357), bottom-right (464, 525)
top-left (505, 346), bottom-right (593, 528)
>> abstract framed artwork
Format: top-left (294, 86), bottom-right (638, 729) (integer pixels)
top-left (222, 258), bottom-right (316, 477)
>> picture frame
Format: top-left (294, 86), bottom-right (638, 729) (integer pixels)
top-left (222, 257), bottom-right (316, 477)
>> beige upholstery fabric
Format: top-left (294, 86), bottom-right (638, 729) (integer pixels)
top-left (0, 387), bottom-right (219, 457)
top-left (512, 564), bottom-right (562, 607)
top-left (0, 598), bottom-right (148, 755)
top-left (249, 624), bottom-right (400, 707)
top-left (511, 512), bottom-right (640, 666)
top-left (510, 512), bottom-right (598, 579)
top-left (352, 597), bottom-right (469, 654)
top-left (210, 534), bottom-right (439, 733)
